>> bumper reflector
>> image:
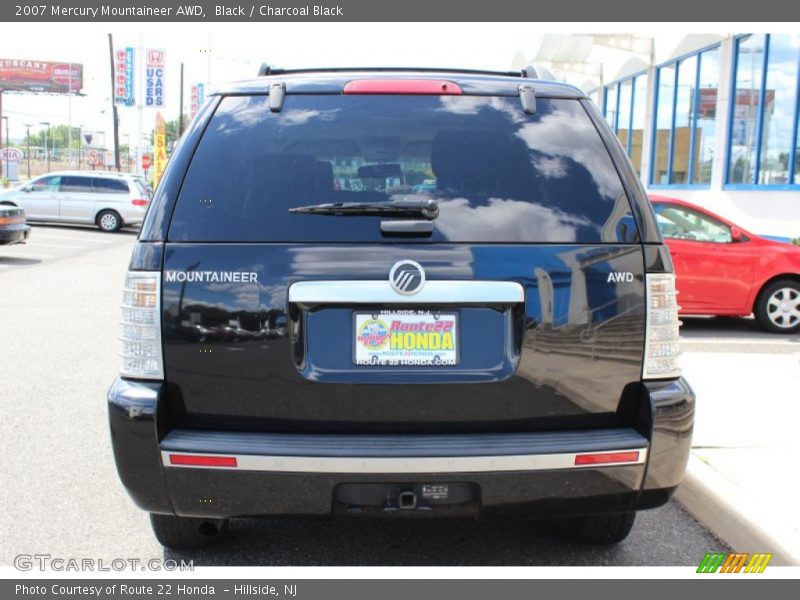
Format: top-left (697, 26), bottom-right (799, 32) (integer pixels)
top-left (574, 451), bottom-right (640, 466)
top-left (168, 454), bottom-right (238, 468)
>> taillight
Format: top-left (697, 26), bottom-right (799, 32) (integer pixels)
top-left (131, 198), bottom-right (148, 207)
top-left (0, 214), bottom-right (24, 226)
top-left (644, 273), bottom-right (682, 379)
top-left (119, 271), bottom-right (163, 379)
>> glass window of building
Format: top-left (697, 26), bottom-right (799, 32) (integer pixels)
top-left (759, 35), bottom-right (798, 185)
top-left (603, 74), bottom-right (648, 178)
top-left (693, 48), bottom-right (720, 184)
top-left (653, 65), bottom-right (676, 184)
top-left (729, 35), bottom-right (767, 184)
top-left (630, 75), bottom-right (648, 176)
top-left (671, 56), bottom-right (698, 183)
top-left (604, 85), bottom-right (618, 128)
top-left (651, 45), bottom-right (721, 186)
top-left (728, 34), bottom-right (800, 186)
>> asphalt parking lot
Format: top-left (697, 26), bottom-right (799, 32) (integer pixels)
top-left (0, 224), bottom-right (755, 566)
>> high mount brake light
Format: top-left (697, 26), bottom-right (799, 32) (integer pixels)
top-left (343, 79), bottom-right (463, 95)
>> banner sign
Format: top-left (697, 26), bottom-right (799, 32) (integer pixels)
top-left (145, 48), bottom-right (165, 108)
top-left (113, 47), bottom-right (135, 106)
top-left (190, 82), bottom-right (205, 117)
top-left (153, 112), bottom-right (168, 188)
top-left (0, 59), bottom-right (83, 93)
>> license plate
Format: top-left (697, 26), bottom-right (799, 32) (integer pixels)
top-left (354, 310), bottom-right (458, 366)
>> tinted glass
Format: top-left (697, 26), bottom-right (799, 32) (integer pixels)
top-left (169, 95), bottom-right (634, 243)
top-left (59, 176), bottom-right (93, 193)
top-left (93, 177), bottom-right (130, 193)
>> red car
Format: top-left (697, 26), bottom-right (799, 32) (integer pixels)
top-left (650, 196), bottom-right (800, 334)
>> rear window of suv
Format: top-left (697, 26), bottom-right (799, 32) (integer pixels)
top-left (168, 94), bottom-right (635, 243)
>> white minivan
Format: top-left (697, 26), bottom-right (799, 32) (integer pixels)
top-left (0, 170), bottom-right (150, 232)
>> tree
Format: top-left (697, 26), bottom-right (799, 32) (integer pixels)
top-left (28, 125), bottom-right (83, 150)
top-left (149, 117), bottom-right (186, 146)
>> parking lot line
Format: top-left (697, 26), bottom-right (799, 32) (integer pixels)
top-left (32, 234), bottom-right (110, 243)
top-left (22, 242), bottom-right (88, 250)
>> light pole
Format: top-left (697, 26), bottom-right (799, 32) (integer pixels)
top-left (24, 123), bottom-right (33, 178)
top-left (1, 116), bottom-right (9, 180)
top-left (77, 124), bottom-right (84, 169)
top-left (40, 121), bottom-right (50, 172)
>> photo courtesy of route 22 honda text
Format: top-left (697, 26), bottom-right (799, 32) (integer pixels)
top-left (108, 66), bottom-right (693, 550)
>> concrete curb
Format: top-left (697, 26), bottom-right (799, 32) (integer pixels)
top-left (674, 454), bottom-right (798, 566)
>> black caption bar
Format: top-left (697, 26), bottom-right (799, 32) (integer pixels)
top-left (1, 0), bottom-right (799, 21)
top-left (3, 579), bottom-right (795, 600)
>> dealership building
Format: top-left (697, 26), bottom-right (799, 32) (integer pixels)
top-left (519, 34), bottom-right (800, 239)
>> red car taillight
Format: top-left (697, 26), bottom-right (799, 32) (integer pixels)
top-left (131, 198), bottom-right (149, 207)
top-left (0, 214), bottom-right (24, 226)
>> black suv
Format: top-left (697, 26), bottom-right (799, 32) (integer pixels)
top-left (108, 67), bottom-right (694, 550)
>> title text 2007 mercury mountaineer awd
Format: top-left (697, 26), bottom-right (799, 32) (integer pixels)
top-left (108, 67), bottom-right (694, 550)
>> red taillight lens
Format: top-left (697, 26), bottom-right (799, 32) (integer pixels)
top-left (168, 454), bottom-right (238, 467)
top-left (574, 451), bottom-right (640, 466)
top-left (343, 79), bottom-right (463, 95)
top-left (132, 198), bottom-right (149, 207)
top-left (0, 215), bottom-right (24, 226)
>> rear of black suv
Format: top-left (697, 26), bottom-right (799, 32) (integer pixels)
top-left (108, 69), bottom-right (694, 550)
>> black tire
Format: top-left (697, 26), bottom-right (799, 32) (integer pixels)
top-left (96, 209), bottom-right (123, 232)
top-left (556, 512), bottom-right (636, 544)
top-left (149, 513), bottom-right (228, 550)
top-left (754, 279), bottom-right (800, 334)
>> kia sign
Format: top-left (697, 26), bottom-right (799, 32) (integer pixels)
top-left (0, 147), bottom-right (23, 162)
top-left (141, 154), bottom-right (152, 170)
top-left (0, 59), bottom-right (83, 93)
top-left (145, 49), bottom-right (165, 107)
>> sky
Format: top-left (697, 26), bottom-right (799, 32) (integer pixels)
top-left (0, 23), bottom-right (546, 151)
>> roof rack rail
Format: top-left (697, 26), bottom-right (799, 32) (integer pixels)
top-left (255, 66), bottom-right (525, 78)
top-left (521, 64), bottom-right (556, 80)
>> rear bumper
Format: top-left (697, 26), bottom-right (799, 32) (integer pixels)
top-left (0, 224), bottom-right (30, 245)
top-left (107, 376), bottom-right (694, 518)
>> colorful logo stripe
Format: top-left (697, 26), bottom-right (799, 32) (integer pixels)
top-left (697, 552), bottom-right (772, 573)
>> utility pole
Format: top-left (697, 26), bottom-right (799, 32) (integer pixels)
top-left (108, 33), bottom-right (121, 171)
top-left (40, 121), bottom-right (50, 172)
top-left (24, 123), bottom-right (32, 178)
top-left (179, 62), bottom-right (185, 136)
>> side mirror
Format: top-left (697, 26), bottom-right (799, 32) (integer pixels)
top-left (730, 227), bottom-right (747, 242)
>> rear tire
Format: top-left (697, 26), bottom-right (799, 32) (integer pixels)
top-left (754, 279), bottom-right (800, 334)
top-left (556, 512), bottom-right (636, 544)
top-left (149, 514), bottom-right (228, 550)
top-left (96, 209), bottom-right (122, 232)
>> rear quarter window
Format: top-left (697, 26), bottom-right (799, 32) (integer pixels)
top-left (93, 178), bottom-right (130, 194)
top-left (169, 94), bottom-right (637, 243)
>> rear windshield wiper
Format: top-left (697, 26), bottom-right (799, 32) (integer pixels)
top-left (289, 199), bottom-right (438, 220)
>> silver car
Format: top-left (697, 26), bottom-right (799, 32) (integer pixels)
top-left (0, 171), bottom-right (150, 232)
